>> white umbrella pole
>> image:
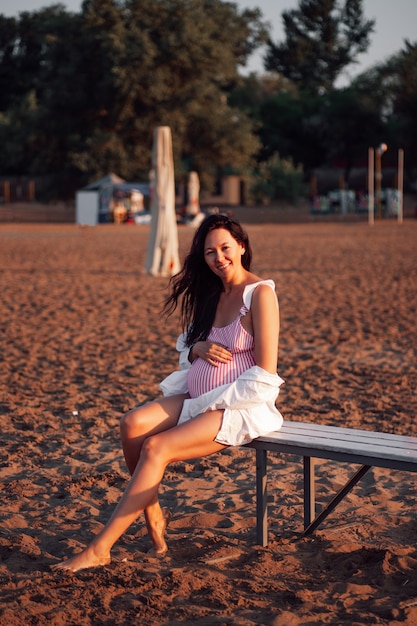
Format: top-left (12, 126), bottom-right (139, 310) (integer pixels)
top-left (368, 147), bottom-right (374, 226)
top-left (397, 149), bottom-right (404, 224)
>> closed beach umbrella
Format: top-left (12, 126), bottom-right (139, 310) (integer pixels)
top-left (145, 126), bottom-right (180, 276)
top-left (186, 171), bottom-right (200, 217)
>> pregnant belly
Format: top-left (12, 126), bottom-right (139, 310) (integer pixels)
top-left (187, 352), bottom-right (256, 398)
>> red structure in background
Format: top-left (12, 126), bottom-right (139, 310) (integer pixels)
top-left (0, 178), bottom-right (35, 203)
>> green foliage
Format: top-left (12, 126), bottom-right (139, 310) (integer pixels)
top-left (257, 91), bottom-right (327, 171)
top-left (265, 0), bottom-right (375, 94)
top-left (348, 39), bottom-right (417, 178)
top-left (251, 153), bottom-right (304, 204)
top-left (320, 86), bottom-right (385, 178)
top-left (0, 0), bottom-right (268, 199)
top-left (381, 41), bottom-right (417, 176)
top-left (0, 1), bottom-right (416, 199)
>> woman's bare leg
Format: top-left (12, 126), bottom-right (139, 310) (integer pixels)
top-left (52, 408), bottom-right (226, 572)
top-left (120, 395), bottom-right (188, 474)
top-left (143, 498), bottom-right (172, 555)
top-left (119, 394), bottom-right (187, 552)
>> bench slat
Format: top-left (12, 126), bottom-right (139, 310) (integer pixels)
top-left (251, 434), bottom-right (417, 465)
top-left (259, 429), bottom-right (417, 453)
top-left (248, 423), bottom-right (417, 470)
top-left (281, 421), bottom-right (417, 445)
top-left (277, 431), bottom-right (415, 453)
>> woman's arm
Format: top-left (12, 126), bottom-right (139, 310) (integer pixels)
top-left (251, 284), bottom-right (280, 374)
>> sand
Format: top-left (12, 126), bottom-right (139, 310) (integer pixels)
top-left (0, 218), bottom-right (416, 625)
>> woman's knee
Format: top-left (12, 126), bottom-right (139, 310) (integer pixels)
top-left (141, 433), bottom-right (169, 466)
top-left (120, 395), bottom-right (184, 447)
top-left (120, 406), bottom-right (147, 439)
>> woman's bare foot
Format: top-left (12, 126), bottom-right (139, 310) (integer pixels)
top-left (51, 544), bottom-right (111, 573)
top-left (146, 508), bottom-right (172, 556)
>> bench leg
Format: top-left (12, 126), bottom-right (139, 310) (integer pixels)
top-left (303, 464), bottom-right (372, 536)
top-left (255, 448), bottom-right (268, 546)
top-left (303, 456), bottom-right (315, 530)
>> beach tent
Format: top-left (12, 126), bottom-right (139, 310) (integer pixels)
top-left (145, 127), bottom-right (180, 276)
top-left (76, 174), bottom-right (150, 225)
top-left (83, 172), bottom-right (126, 190)
top-left (76, 173), bottom-right (126, 225)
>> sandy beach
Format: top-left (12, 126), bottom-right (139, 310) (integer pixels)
top-left (0, 218), bottom-right (416, 625)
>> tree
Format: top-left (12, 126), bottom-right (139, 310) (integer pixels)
top-left (251, 153), bottom-right (304, 204)
top-left (256, 91), bottom-right (327, 170)
top-left (383, 41), bottom-right (417, 177)
top-left (0, 0), bottom-right (269, 198)
top-left (320, 87), bottom-right (385, 180)
top-left (349, 40), bottom-right (417, 179)
top-left (0, 16), bottom-right (19, 112)
top-left (265, 0), bottom-right (375, 94)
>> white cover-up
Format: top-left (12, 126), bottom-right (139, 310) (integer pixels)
top-left (159, 280), bottom-right (284, 446)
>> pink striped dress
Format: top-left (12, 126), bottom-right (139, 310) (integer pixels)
top-left (187, 303), bottom-right (255, 399)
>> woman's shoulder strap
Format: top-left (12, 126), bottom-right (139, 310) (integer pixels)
top-left (242, 279), bottom-right (276, 311)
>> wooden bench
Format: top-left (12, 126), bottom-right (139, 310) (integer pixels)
top-left (246, 421), bottom-right (417, 546)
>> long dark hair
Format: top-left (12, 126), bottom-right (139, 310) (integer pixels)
top-left (164, 214), bottom-right (252, 346)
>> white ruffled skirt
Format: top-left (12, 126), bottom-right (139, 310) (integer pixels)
top-left (160, 365), bottom-right (284, 446)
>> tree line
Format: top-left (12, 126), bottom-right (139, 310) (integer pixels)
top-left (0, 0), bottom-right (415, 202)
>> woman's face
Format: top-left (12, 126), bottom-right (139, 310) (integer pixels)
top-left (203, 227), bottom-right (245, 280)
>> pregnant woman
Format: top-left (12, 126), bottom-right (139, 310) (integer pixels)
top-left (53, 214), bottom-right (284, 572)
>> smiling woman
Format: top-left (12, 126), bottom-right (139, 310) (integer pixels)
top-left (52, 214), bottom-right (284, 573)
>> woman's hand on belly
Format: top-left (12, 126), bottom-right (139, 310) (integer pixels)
top-left (191, 341), bottom-right (233, 367)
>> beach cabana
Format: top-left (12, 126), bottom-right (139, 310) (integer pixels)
top-left (76, 173), bottom-right (126, 225)
top-left (76, 174), bottom-right (150, 225)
